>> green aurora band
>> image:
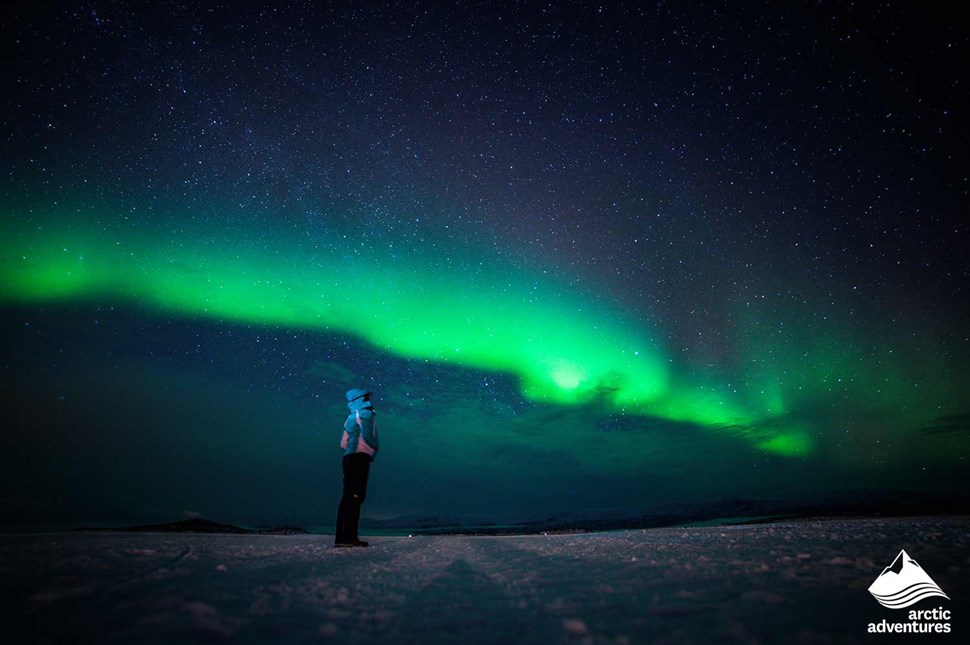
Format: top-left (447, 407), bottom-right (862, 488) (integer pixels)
top-left (3, 205), bottom-right (955, 459)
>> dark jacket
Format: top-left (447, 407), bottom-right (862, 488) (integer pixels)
top-left (341, 393), bottom-right (379, 461)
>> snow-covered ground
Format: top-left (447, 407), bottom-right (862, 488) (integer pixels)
top-left (2, 516), bottom-right (966, 643)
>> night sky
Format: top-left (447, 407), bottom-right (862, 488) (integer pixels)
top-left (1, 1), bottom-right (967, 530)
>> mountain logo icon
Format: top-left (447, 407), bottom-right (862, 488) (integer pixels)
top-left (868, 549), bottom-right (950, 609)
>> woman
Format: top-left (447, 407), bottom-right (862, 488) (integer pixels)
top-left (334, 388), bottom-right (379, 547)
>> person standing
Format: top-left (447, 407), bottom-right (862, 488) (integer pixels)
top-left (334, 388), bottom-right (379, 547)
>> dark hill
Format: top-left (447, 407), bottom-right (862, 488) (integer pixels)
top-left (72, 518), bottom-right (307, 535)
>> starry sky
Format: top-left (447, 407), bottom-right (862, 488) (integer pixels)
top-left (1, 1), bottom-right (967, 530)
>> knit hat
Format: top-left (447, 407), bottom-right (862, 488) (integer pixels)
top-left (345, 388), bottom-right (372, 402)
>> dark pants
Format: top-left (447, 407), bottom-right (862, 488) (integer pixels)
top-left (334, 453), bottom-right (371, 544)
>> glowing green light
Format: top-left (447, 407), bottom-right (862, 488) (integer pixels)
top-left (549, 362), bottom-right (585, 391)
top-left (757, 432), bottom-right (813, 457)
top-left (0, 206), bottom-right (812, 456)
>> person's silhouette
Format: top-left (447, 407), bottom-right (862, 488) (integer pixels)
top-left (334, 388), bottom-right (379, 547)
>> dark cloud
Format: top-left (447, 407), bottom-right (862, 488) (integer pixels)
top-left (918, 414), bottom-right (970, 438)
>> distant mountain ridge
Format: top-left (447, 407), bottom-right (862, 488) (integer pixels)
top-left (361, 489), bottom-right (970, 535)
top-left (72, 518), bottom-right (307, 535)
top-left (61, 488), bottom-right (970, 536)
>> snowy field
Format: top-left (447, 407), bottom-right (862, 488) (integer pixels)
top-left (2, 516), bottom-right (966, 643)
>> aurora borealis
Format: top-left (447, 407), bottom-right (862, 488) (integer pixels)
top-left (1, 1), bottom-right (967, 529)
